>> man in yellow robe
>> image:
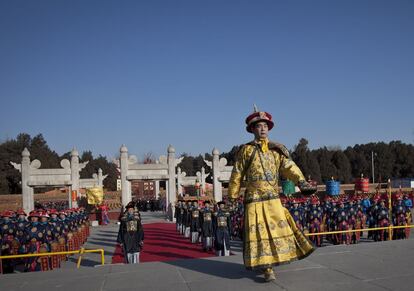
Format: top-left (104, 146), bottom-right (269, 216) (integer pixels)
top-left (228, 108), bottom-right (316, 282)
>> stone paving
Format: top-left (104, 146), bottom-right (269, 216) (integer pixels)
top-left (1, 212), bottom-right (413, 291)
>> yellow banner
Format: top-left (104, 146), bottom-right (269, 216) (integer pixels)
top-left (86, 187), bottom-right (104, 205)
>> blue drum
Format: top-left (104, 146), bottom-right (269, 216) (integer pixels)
top-left (326, 180), bottom-right (340, 196)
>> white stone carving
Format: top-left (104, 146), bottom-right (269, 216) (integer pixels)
top-left (60, 159), bottom-right (70, 169)
top-left (10, 162), bottom-right (21, 172)
top-left (30, 159), bottom-right (41, 169)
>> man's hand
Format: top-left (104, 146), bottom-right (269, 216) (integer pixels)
top-left (298, 180), bottom-right (317, 195)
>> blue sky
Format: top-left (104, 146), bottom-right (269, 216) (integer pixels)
top-left (1, 0), bottom-right (413, 160)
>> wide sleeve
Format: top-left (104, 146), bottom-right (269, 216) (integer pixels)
top-left (279, 154), bottom-right (305, 184)
top-left (117, 221), bottom-right (124, 244)
top-left (228, 146), bottom-right (248, 200)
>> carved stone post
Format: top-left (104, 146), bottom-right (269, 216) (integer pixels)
top-left (98, 168), bottom-right (103, 187)
top-left (70, 148), bottom-right (80, 208)
top-left (120, 145), bottom-right (130, 206)
top-left (155, 180), bottom-right (160, 199)
top-left (167, 145), bottom-right (176, 220)
top-left (201, 167), bottom-right (209, 194)
top-left (212, 148), bottom-right (223, 202)
top-left (21, 148), bottom-right (32, 213)
top-left (177, 167), bottom-right (186, 197)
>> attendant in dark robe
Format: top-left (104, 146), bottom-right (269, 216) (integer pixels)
top-left (190, 200), bottom-right (201, 243)
top-left (117, 203), bottom-right (144, 264)
top-left (213, 201), bottom-right (231, 256)
top-left (200, 201), bottom-right (214, 251)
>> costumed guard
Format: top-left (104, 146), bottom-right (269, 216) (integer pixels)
top-left (1, 210), bottom-right (17, 273)
top-left (393, 194), bottom-right (408, 240)
top-left (307, 197), bottom-right (323, 247)
top-left (117, 203), bottom-right (144, 264)
top-left (179, 201), bottom-right (186, 235)
top-left (24, 211), bottom-right (48, 272)
top-left (200, 201), bottom-right (214, 251)
top-left (213, 201), bottom-right (231, 256)
top-left (289, 198), bottom-right (305, 232)
top-left (376, 199), bottom-right (390, 241)
top-left (336, 200), bottom-right (350, 245)
top-left (228, 106), bottom-right (316, 282)
top-left (190, 200), bottom-right (201, 243)
top-left (183, 201), bottom-right (191, 238)
top-left (175, 200), bottom-right (183, 233)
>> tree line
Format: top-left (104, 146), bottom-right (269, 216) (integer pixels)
top-left (1, 133), bottom-right (413, 194)
top-left (172, 138), bottom-right (414, 185)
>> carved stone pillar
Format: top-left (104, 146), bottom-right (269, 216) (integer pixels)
top-left (70, 148), bottom-right (80, 208)
top-left (21, 148), bottom-right (32, 213)
top-left (212, 148), bottom-right (223, 202)
top-left (155, 180), bottom-right (160, 199)
top-left (120, 145), bottom-right (130, 206)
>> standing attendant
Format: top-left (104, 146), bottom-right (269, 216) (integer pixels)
top-left (213, 201), bottom-right (231, 256)
top-left (200, 201), bottom-right (214, 251)
top-left (117, 203), bottom-right (144, 264)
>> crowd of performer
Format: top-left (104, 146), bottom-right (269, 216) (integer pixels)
top-left (174, 199), bottom-right (232, 256)
top-left (0, 207), bottom-right (89, 274)
top-left (3, 191), bottom-right (412, 272)
top-left (227, 192), bottom-right (413, 247)
top-left (135, 199), bottom-right (163, 212)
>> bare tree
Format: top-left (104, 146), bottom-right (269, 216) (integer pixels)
top-left (143, 152), bottom-right (156, 164)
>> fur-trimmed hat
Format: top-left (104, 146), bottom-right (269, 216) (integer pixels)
top-left (245, 105), bottom-right (274, 133)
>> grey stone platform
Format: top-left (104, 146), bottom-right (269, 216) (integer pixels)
top-left (1, 212), bottom-right (413, 291)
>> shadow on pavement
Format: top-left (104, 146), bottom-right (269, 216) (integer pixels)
top-left (166, 258), bottom-right (264, 283)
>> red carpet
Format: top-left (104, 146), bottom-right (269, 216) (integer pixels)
top-left (112, 223), bottom-right (215, 264)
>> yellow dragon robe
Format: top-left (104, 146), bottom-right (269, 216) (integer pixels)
top-left (228, 140), bottom-right (314, 270)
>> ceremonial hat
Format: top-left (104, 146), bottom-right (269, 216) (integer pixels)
top-left (16, 209), bottom-right (27, 216)
top-left (28, 210), bottom-right (40, 218)
top-left (40, 211), bottom-right (50, 218)
top-left (126, 202), bottom-right (136, 209)
top-left (1, 210), bottom-right (14, 218)
top-left (311, 197), bottom-right (319, 204)
top-left (49, 209), bottom-right (59, 215)
top-left (245, 105), bottom-right (274, 133)
top-left (291, 198), bottom-right (299, 204)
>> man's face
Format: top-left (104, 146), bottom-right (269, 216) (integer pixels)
top-left (128, 207), bottom-right (134, 214)
top-left (252, 121), bottom-right (269, 140)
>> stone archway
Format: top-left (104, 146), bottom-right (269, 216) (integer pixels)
top-left (11, 148), bottom-right (105, 213)
top-left (119, 144), bottom-right (183, 220)
top-left (176, 166), bottom-right (210, 197)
